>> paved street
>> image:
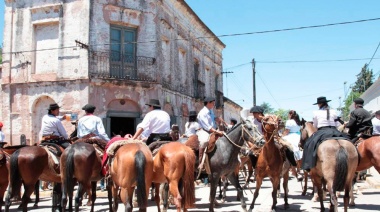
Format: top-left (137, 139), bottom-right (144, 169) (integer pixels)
top-left (6, 172), bottom-right (380, 212)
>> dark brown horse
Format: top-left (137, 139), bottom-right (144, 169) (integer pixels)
top-left (109, 142), bottom-right (153, 212)
top-left (249, 115), bottom-right (290, 212)
top-left (152, 142), bottom-right (195, 212)
top-left (5, 143), bottom-right (68, 212)
top-left (60, 139), bottom-right (108, 212)
top-left (300, 121), bottom-right (358, 211)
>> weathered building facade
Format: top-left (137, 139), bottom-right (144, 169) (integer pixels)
top-left (1, 0), bottom-right (228, 145)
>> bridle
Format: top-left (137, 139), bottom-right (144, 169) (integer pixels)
top-left (261, 115), bottom-right (280, 141)
top-left (223, 122), bottom-right (263, 151)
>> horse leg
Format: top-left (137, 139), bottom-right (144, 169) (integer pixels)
top-left (90, 182), bottom-right (97, 212)
top-left (34, 180), bottom-right (40, 208)
top-left (344, 184), bottom-right (351, 212)
top-left (243, 161), bottom-right (254, 188)
top-left (282, 170), bottom-right (290, 209)
top-left (75, 183), bottom-right (85, 212)
top-left (150, 183), bottom-right (155, 201)
top-left (218, 178), bottom-right (223, 199)
top-left (270, 177), bottom-right (280, 211)
top-left (160, 183), bottom-right (169, 211)
top-left (106, 179), bottom-right (113, 212)
top-left (125, 186), bottom-right (134, 212)
top-left (227, 172), bottom-right (246, 211)
top-left (249, 175), bottom-right (263, 212)
top-left (168, 180), bottom-right (182, 212)
top-left (61, 180), bottom-right (67, 212)
top-left (112, 185), bottom-right (119, 212)
top-left (302, 171), bottom-right (308, 196)
top-left (153, 183), bottom-right (161, 212)
top-left (52, 182), bottom-right (63, 212)
top-left (19, 183), bottom-right (35, 212)
top-left (208, 174), bottom-right (219, 212)
top-left (312, 175), bottom-right (325, 211)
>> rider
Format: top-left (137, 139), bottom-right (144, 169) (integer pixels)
top-left (132, 99), bottom-right (171, 145)
top-left (77, 104), bottom-right (110, 141)
top-left (372, 110), bottom-right (380, 136)
top-left (184, 111), bottom-right (201, 137)
top-left (197, 97), bottom-right (224, 169)
top-left (301, 96), bottom-right (350, 172)
top-left (344, 98), bottom-right (373, 143)
top-left (40, 103), bottom-right (70, 148)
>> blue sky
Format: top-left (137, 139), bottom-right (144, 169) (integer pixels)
top-left (186, 0), bottom-right (380, 120)
top-left (1, 1), bottom-right (380, 120)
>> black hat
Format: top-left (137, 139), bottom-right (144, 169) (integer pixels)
top-left (145, 99), bottom-right (161, 107)
top-left (313, 96), bottom-right (331, 105)
top-left (375, 110), bottom-right (380, 116)
top-left (203, 97), bottom-right (215, 103)
top-left (47, 103), bottom-right (60, 111)
top-left (230, 118), bottom-right (237, 122)
top-left (353, 98), bottom-right (364, 105)
top-left (82, 104), bottom-right (96, 111)
top-left (250, 106), bottom-right (264, 113)
top-left (189, 111), bottom-right (197, 117)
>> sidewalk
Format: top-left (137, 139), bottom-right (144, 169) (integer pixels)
top-left (365, 166), bottom-right (380, 189)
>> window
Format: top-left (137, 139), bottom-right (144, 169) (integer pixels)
top-left (110, 26), bottom-right (137, 78)
top-left (34, 23), bottom-right (59, 74)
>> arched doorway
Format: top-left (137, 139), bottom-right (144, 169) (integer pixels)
top-left (106, 99), bottom-right (141, 137)
top-left (31, 96), bottom-right (56, 145)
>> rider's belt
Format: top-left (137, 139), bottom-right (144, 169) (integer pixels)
top-left (318, 126), bottom-right (335, 130)
top-left (42, 135), bottom-right (60, 141)
top-left (81, 133), bottom-right (96, 139)
top-left (150, 133), bottom-right (170, 137)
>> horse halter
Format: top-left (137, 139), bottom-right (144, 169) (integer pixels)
top-left (261, 115), bottom-right (280, 140)
top-left (223, 121), bottom-right (261, 151)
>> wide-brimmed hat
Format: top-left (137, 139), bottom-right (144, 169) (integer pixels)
top-left (250, 106), bottom-right (264, 113)
top-left (82, 104), bottom-right (96, 111)
top-left (313, 96), bottom-right (331, 105)
top-left (47, 103), bottom-right (60, 111)
top-left (203, 97), bottom-right (215, 103)
top-left (189, 111), bottom-right (197, 117)
top-left (145, 99), bottom-right (161, 107)
top-left (353, 98), bottom-right (364, 105)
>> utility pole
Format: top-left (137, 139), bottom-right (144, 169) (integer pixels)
top-left (252, 58), bottom-right (256, 106)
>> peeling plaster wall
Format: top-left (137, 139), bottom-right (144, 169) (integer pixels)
top-left (224, 101), bottom-right (243, 124)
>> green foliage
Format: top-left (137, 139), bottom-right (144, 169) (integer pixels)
top-left (260, 102), bottom-right (274, 114)
top-left (341, 91), bottom-right (360, 121)
top-left (351, 64), bottom-right (374, 93)
top-left (274, 108), bottom-right (289, 122)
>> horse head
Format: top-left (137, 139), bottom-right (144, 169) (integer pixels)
top-left (239, 119), bottom-right (265, 149)
top-left (262, 114), bottom-right (280, 135)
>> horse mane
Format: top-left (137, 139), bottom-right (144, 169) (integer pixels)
top-left (75, 138), bottom-right (108, 150)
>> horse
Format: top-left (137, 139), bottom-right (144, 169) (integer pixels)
top-left (152, 141), bottom-right (195, 212)
top-left (60, 138), bottom-right (109, 212)
top-left (4, 140), bottom-right (71, 212)
top-left (109, 141), bottom-right (153, 212)
top-left (346, 135), bottom-right (380, 205)
top-left (249, 114), bottom-right (290, 212)
top-left (206, 119), bottom-right (262, 212)
top-left (300, 120), bottom-right (358, 211)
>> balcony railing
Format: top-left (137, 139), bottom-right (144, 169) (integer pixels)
top-left (89, 51), bottom-right (156, 82)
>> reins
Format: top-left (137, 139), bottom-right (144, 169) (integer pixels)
top-left (222, 123), bottom-right (261, 151)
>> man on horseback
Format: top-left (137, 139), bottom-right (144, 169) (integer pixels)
top-left (77, 104), bottom-right (110, 141)
top-left (302, 96), bottom-right (350, 172)
top-left (131, 99), bottom-right (171, 145)
top-left (343, 98), bottom-right (373, 143)
top-left (372, 110), bottom-right (380, 135)
top-left (40, 103), bottom-right (71, 148)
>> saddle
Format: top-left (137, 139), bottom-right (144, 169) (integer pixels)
top-left (0, 142), bottom-right (7, 148)
top-left (39, 142), bottom-right (63, 157)
top-left (148, 140), bottom-right (172, 156)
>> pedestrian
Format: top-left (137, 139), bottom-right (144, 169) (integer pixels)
top-left (77, 104), bottom-right (110, 141)
top-left (372, 110), bottom-right (380, 136)
top-left (344, 98), bottom-right (373, 143)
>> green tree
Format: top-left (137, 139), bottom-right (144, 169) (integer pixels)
top-left (351, 64), bottom-right (374, 93)
top-left (0, 47), bottom-right (2, 64)
top-left (260, 102), bottom-right (274, 114)
top-left (274, 108), bottom-right (289, 122)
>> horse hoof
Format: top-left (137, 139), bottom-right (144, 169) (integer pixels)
top-left (33, 204), bottom-right (39, 208)
top-left (86, 201), bottom-right (92, 206)
top-left (220, 198), bottom-right (225, 203)
top-left (301, 191), bottom-right (306, 196)
top-left (284, 204), bottom-right (290, 210)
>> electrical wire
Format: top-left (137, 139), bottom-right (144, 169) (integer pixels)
top-left (367, 41), bottom-right (380, 67)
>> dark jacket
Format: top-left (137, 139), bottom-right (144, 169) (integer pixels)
top-left (346, 107), bottom-right (373, 138)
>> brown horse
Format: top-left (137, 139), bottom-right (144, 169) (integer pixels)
top-left (5, 143), bottom-right (68, 212)
top-left (249, 114), bottom-right (290, 212)
top-left (300, 121), bottom-right (358, 211)
top-left (347, 135), bottom-right (380, 205)
top-left (152, 142), bottom-right (195, 212)
top-left (60, 138), bottom-right (108, 212)
top-left (109, 142), bottom-right (153, 212)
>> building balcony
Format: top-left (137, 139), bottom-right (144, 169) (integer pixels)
top-left (89, 51), bottom-right (156, 82)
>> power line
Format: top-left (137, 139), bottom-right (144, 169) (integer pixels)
top-left (3, 17), bottom-right (380, 55)
top-left (256, 72), bottom-right (281, 108)
top-left (368, 40), bottom-right (380, 67)
top-left (258, 57), bottom-right (380, 64)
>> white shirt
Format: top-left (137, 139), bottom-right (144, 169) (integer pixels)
top-left (0, 131), bottom-right (5, 142)
top-left (136, 123), bottom-right (150, 139)
top-left (312, 108), bottom-right (338, 129)
top-left (185, 122), bottom-right (201, 137)
top-left (78, 115), bottom-right (110, 141)
top-left (197, 106), bottom-right (215, 131)
top-left (372, 117), bottom-right (380, 135)
top-left (285, 119), bottom-right (301, 133)
top-left (253, 118), bottom-right (263, 134)
top-left (139, 109), bottom-right (171, 134)
top-left (40, 114), bottom-right (68, 139)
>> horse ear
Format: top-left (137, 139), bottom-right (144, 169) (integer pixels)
top-left (240, 116), bottom-right (246, 124)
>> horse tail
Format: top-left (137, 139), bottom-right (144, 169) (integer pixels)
top-left (135, 150), bottom-right (147, 208)
top-left (9, 149), bottom-right (22, 197)
top-left (182, 146), bottom-right (196, 208)
top-left (334, 145), bottom-right (348, 191)
top-left (65, 146), bottom-right (76, 196)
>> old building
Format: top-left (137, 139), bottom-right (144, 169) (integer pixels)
top-left (0, 0), bottom-right (231, 145)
